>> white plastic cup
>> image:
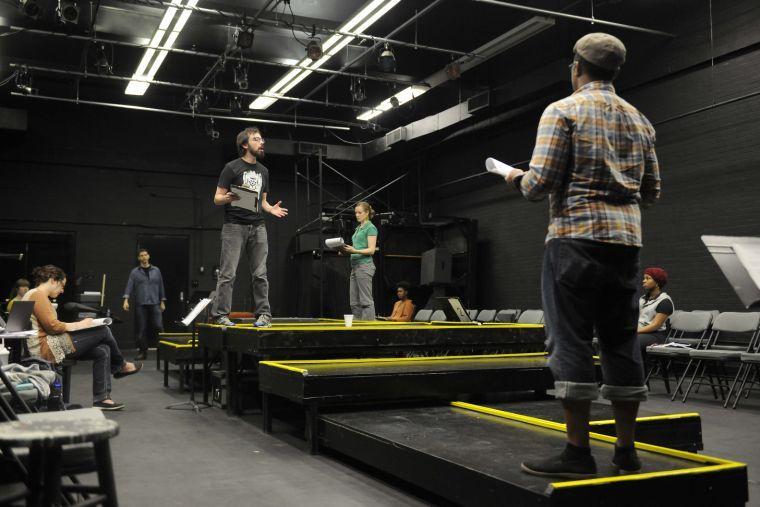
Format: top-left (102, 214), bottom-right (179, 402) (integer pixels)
top-left (344, 314), bottom-right (354, 328)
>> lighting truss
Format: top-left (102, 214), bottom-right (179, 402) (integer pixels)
top-left (248, 0), bottom-right (401, 110)
top-left (357, 16), bottom-right (555, 121)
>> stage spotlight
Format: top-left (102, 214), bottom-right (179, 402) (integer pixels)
top-left (445, 61), bottom-right (462, 80)
top-left (235, 23), bottom-right (254, 49)
top-left (190, 92), bottom-right (208, 113)
top-left (350, 77), bottom-right (366, 103)
top-left (205, 118), bottom-right (220, 140)
top-left (15, 69), bottom-right (34, 94)
top-left (94, 44), bottom-right (112, 75)
top-left (59, 0), bottom-right (79, 23)
top-left (378, 43), bottom-right (395, 73)
top-left (306, 38), bottom-right (322, 61)
top-left (230, 95), bottom-right (243, 115)
top-left (233, 63), bottom-right (248, 90)
top-left (19, 0), bottom-right (42, 19)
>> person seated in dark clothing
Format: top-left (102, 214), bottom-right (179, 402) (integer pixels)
top-left (23, 265), bottom-right (142, 411)
top-left (637, 267), bottom-right (673, 359)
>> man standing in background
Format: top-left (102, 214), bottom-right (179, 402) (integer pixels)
top-left (123, 248), bottom-right (166, 360)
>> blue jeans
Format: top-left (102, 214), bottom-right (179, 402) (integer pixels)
top-left (211, 223), bottom-right (270, 318)
top-left (542, 239), bottom-right (647, 402)
top-left (67, 326), bottom-right (126, 402)
top-left (135, 304), bottom-right (163, 352)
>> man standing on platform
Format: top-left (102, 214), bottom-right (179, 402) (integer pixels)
top-left (502, 33), bottom-right (661, 478)
top-left (123, 248), bottom-right (166, 360)
top-left (210, 127), bottom-right (288, 328)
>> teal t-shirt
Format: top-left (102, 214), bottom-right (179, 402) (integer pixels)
top-left (351, 221), bottom-right (378, 265)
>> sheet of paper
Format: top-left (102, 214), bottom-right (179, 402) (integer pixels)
top-left (485, 157), bottom-right (517, 177)
top-left (325, 237), bottom-right (346, 249)
top-left (79, 317), bottom-right (113, 330)
top-left (733, 243), bottom-right (760, 292)
top-left (182, 298), bottom-right (212, 327)
top-left (230, 185), bottom-right (259, 213)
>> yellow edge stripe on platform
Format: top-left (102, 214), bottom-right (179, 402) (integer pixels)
top-left (259, 361), bottom-right (309, 375)
top-left (158, 340), bottom-right (195, 349)
top-left (449, 402), bottom-right (745, 490)
top-left (261, 352), bottom-right (548, 367)
top-left (158, 333), bottom-right (193, 336)
top-left (228, 324), bottom-right (542, 332)
top-left (589, 412), bottom-right (701, 426)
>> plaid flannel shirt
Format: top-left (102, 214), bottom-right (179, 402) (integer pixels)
top-left (519, 81), bottom-right (660, 247)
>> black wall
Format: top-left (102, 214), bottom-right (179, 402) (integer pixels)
top-left (0, 104), bottom-right (351, 346)
top-left (368, 0), bottom-right (760, 313)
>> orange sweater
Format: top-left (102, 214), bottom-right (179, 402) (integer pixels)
top-left (389, 299), bottom-right (414, 322)
top-left (24, 289), bottom-right (75, 363)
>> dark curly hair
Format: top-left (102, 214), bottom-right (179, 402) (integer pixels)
top-left (31, 265), bottom-right (67, 286)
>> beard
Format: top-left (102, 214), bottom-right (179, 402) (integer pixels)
top-left (248, 145), bottom-right (265, 159)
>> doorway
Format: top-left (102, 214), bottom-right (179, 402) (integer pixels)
top-left (136, 234), bottom-right (189, 332)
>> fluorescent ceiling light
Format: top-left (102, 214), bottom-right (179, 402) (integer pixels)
top-left (125, 0), bottom-right (198, 96)
top-left (357, 85), bottom-right (428, 121)
top-left (249, 0), bottom-right (401, 110)
top-left (356, 16), bottom-right (555, 121)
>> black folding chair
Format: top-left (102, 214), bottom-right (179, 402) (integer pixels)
top-left (644, 311), bottom-right (712, 395)
top-left (674, 312), bottom-right (760, 404)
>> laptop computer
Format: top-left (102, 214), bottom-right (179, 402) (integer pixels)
top-left (0, 301), bottom-right (35, 334)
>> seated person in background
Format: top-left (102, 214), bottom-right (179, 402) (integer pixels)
top-left (378, 281), bottom-right (414, 322)
top-left (23, 265), bottom-right (142, 411)
top-left (637, 267), bottom-right (673, 358)
top-left (6, 278), bottom-right (30, 314)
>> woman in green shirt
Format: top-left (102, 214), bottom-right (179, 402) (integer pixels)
top-left (341, 201), bottom-right (378, 320)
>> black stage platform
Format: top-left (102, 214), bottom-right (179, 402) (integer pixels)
top-left (480, 399), bottom-right (703, 452)
top-left (197, 322), bottom-right (546, 415)
top-left (258, 353), bottom-right (554, 451)
top-left (319, 403), bottom-right (746, 506)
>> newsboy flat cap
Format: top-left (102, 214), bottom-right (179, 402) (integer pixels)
top-left (573, 33), bottom-right (626, 70)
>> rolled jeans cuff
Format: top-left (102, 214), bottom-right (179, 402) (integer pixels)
top-left (600, 384), bottom-right (648, 402)
top-left (553, 381), bottom-right (599, 400)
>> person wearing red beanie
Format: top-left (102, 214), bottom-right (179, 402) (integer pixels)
top-left (637, 267), bottom-right (674, 359)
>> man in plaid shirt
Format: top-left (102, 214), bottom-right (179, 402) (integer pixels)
top-left (504, 33), bottom-right (661, 478)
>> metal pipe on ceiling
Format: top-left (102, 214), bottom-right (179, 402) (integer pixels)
top-left (9, 63), bottom-right (368, 112)
top-left (9, 92), bottom-right (353, 130)
top-left (182, 0), bottom-right (279, 107)
top-left (283, 0), bottom-right (446, 115)
top-left (473, 0), bottom-right (675, 38)
top-left (3, 25), bottom-right (427, 88)
top-left (103, 0), bottom-right (480, 58)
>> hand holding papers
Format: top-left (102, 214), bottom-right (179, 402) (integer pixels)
top-left (230, 185), bottom-right (259, 213)
top-left (325, 237), bottom-right (346, 250)
top-left (485, 157), bottom-right (525, 184)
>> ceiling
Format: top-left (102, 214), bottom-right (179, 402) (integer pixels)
top-left (0, 0), bottom-right (677, 144)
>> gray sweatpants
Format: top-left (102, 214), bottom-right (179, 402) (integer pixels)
top-left (349, 261), bottom-right (375, 321)
top-left (211, 222), bottom-right (271, 318)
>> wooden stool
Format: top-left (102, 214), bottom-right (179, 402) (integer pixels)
top-left (0, 411), bottom-right (119, 506)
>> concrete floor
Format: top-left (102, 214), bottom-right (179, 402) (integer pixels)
top-left (66, 354), bottom-right (759, 506)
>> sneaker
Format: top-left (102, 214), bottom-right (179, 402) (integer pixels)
top-left (612, 445), bottom-right (641, 474)
top-left (254, 314), bottom-right (272, 328)
top-left (134, 350), bottom-right (148, 361)
top-left (94, 400), bottom-right (125, 411)
top-left (521, 444), bottom-right (597, 479)
top-left (212, 315), bottom-right (236, 326)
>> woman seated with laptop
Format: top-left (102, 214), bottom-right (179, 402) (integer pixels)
top-left (23, 264), bottom-right (141, 410)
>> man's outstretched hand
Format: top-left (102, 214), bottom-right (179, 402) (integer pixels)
top-left (270, 201), bottom-right (288, 218)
